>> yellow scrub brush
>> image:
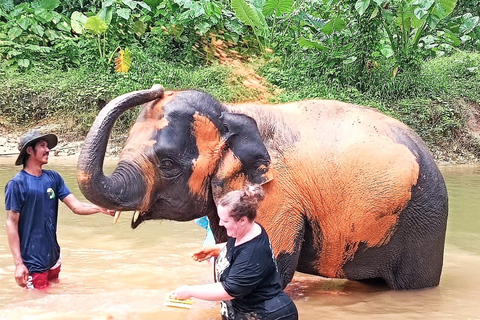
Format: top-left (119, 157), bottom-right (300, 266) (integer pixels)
top-left (164, 293), bottom-right (193, 309)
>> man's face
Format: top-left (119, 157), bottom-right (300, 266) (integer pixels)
top-left (27, 139), bottom-right (50, 165)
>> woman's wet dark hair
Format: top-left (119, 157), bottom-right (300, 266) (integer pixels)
top-left (218, 184), bottom-right (265, 222)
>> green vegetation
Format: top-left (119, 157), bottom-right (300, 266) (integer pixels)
top-left (1, 0), bottom-right (480, 162)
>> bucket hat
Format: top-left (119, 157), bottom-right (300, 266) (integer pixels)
top-left (15, 130), bottom-right (58, 166)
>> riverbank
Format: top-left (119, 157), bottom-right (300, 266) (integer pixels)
top-left (0, 129), bottom-right (122, 163)
top-left (2, 128), bottom-right (478, 166)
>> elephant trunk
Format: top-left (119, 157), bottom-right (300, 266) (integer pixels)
top-left (77, 84), bottom-right (164, 210)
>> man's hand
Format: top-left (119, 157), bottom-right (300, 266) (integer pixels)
top-left (14, 263), bottom-right (29, 287)
top-left (96, 206), bottom-right (116, 216)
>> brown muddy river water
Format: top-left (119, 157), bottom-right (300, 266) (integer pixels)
top-left (0, 156), bottom-right (479, 320)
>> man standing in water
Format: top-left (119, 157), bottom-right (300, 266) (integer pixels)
top-left (5, 130), bottom-right (115, 289)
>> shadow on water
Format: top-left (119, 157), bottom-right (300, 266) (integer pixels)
top-left (0, 157), bottom-right (479, 319)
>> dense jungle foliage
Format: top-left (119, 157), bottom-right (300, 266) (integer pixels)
top-left (1, 0), bottom-right (480, 162)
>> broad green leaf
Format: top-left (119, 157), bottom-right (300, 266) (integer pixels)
top-left (178, 10), bottom-right (193, 21)
top-left (321, 19), bottom-right (334, 35)
top-left (420, 34), bottom-right (436, 45)
top-left (411, 16), bottom-right (424, 29)
top-left (11, 6), bottom-right (26, 18)
top-left (37, 9), bottom-right (54, 22)
top-left (103, 0), bottom-right (114, 7)
top-left (250, 0), bottom-right (263, 9)
top-left (190, 2), bottom-right (205, 18)
top-left (428, 14), bottom-right (440, 29)
top-left (98, 7), bottom-right (114, 25)
top-left (17, 17), bottom-right (30, 30)
top-left (355, 0), bottom-right (370, 16)
top-left (443, 29), bottom-right (461, 46)
top-left (17, 59), bottom-right (30, 68)
top-left (373, 0), bottom-right (386, 5)
top-left (133, 20), bottom-right (146, 36)
top-left (395, 9), bottom-right (414, 30)
top-left (431, 0), bottom-right (457, 19)
top-left (297, 37), bottom-right (329, 50)
top-left (51, 11), bottom-right (63, 24)
top-left (34, 0), bottom-right (59, 10)
top-left (85, 16), bottom-right (108, 35)
top-left (197, 21), bottom-right (210, 35)
top-left (122, 0), bottom-right (138, 10)
top-left (45, 28), bottom-right (60, 40)
top-left (8, 27), bottom-right (22, 40)
top-left (321, 17), bottom-right (345, 35)
top-left (224, 32), bottom-right (240, 43)
top-left (138, 2), bottom-right (152, 11)
top-left (252, 5), bottom-right (268, 31)
top-left (298, 12), bottom-right (325, 29)
top-left (143, 0), bottom-right (160, 8)
top-left (379, 43), bottom-right (394, 58)
top-left (56, 21), bottom-right (70, 32)
top-left (71, 11), bottom-right (88, 34)
top-left (225, 19), bottom-right (244, 35)
top-left (33, 8), bottom-right (47, 23)
top-left (263, 0), bottom-right (294, 18)
top-left (31, 24), bottom-right (44, 37)
top-left (413, 8), bottom-right (427, 20)
top-left (117, 8), bottom-right (131, 20)
top-left (140, 15), bottom-right (152, 22)
top-left (460, 14), bottom-right (479, 34)
top-left (175, 0), bottom-right (192, 7)
top-left (205, 1), bottom-right (222, 17)
top-left (381, 9), bottom-right (394, 24)
top-left (413, 0), bottom-right (434, 10)
top-left (231, 0), bottom-right (262, 27)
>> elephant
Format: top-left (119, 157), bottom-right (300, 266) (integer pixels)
top-left (77, 84), bottom-right (448, 290)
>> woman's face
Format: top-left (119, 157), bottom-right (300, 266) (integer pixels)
top-left (217, 204), bottom-right (242, 238)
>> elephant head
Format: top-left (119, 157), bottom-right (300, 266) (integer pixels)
top-left (77, 85), bottom-right (273, 234)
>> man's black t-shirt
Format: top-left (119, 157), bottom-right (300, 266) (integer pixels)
top-left (215, 224), bottom-right (297, 319)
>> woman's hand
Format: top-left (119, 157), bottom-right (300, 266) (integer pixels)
top-left (171, 285), bottom-right (192, 300)
top-left (192, 243), bottom-right (225, 262)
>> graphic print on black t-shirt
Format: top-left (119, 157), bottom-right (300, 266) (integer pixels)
top-left (215, 225), bottom-right (284, 318)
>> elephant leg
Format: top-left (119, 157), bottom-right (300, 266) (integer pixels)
top-left (343, 164), bottom-right (448, 290)
top-left (260, 212), bottom-right (306, 289)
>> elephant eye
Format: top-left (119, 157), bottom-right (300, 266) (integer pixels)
top-left (160, 159), bottom-right (176, 170)
top-left (159, 158), bottom-right (181, 178)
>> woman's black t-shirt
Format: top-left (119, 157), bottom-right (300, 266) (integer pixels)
top-left (215, 224), bottom-right (297, 319)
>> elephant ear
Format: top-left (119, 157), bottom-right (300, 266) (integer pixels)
top-left (211, 112), bottom-right (274, 204)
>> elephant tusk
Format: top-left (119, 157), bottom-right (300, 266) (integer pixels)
top-left (133, 210), bottom-right (140, 223)
top-left (114, 211), bottom-right (121, 224)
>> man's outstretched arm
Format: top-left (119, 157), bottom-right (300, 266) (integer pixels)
top-left (62, 194), bottom-right (115, 216)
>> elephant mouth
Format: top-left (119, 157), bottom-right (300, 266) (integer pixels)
top-left (112, 210), bottom-right (148, 229)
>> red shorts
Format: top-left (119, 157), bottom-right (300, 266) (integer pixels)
top-left (26, 265), bottom-right (61, 289)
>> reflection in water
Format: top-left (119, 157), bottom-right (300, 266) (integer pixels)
top-left (0, 157), bottom-right (479, 319)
